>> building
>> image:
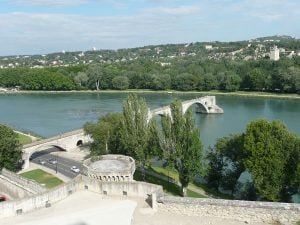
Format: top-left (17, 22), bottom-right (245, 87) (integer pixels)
top-left (205, 45), bottom-right (213, 50)
top-left (270, 45), bottom-right (280, 61)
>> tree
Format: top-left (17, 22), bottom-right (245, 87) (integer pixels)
top-left (74, 72), bottom-right (88, 88)
top-left (112, 76), bottom-right (129, 90)
top-left (119, 94), bottom-right (157, 167)
top-left (86, 64), bottom-right (103, 90)
top-left (242, 119), bottom-right (295, 201)
top-left (0, 125), bottom-right (22, 171)
top-left (84, 113), bottom-right (122, 155)
top-left (205, 134), bottom-right (244, 196)
top-left (158, 100), bottom-right (202, 196)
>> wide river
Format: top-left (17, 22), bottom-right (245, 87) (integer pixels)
top-left (0, 92), bottom-right (299, 150)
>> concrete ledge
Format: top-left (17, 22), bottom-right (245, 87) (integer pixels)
top-left (157, 196), bottom-right (300, 223)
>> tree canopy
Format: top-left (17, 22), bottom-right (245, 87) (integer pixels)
top-left (158, 100), bottom-right (203, 196)
top-left (0, 124), bottom-right (22, 171)
top-left (205, 119), bottom-right (300, 202)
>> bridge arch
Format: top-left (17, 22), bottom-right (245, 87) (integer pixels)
top-left (76, 140), bottom-right (83, 146)
top-left (28, 144), bottom-right (67, 160)
top-left (182, 101), bottom-right (209, 114)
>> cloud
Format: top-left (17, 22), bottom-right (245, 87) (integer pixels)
top-left (9, 0), bottom-right (87, 6)
top-left (0, 10), bottom-right (202, 55)
top-left (144, 5), bottom-right (201, 15)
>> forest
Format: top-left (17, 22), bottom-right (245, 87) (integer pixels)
top-left (0, 57), bottom-right (300, 94)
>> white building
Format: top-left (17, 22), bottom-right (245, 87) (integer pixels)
top-left (270, 45), bottom-right (280, 61)
top-left (205, 45), bottom-right (213, 50)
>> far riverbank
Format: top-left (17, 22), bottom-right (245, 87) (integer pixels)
top-left (1, 89), bottom-right (300, 100)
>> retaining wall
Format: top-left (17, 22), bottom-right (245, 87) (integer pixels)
top-left (0, 176), bottom-right (80, 217)
top-left (158, 196), bottom-right (300, 224)
top-left (0, 175), bottom-right (162, 218)
top-left (1, 169), bottom-right (46, 194)
top-left (81, 175), bottom-right (162, 198)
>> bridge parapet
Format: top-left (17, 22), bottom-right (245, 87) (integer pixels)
top-left (148, 96), bottom-right (223, 121)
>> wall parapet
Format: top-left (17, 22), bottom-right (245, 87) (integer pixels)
top-left (1, 168), bottom-right (47, 194)
top-left (158, 196), bottom-right (300, 223)
top-left (0, 175), bottom-right (162, 218)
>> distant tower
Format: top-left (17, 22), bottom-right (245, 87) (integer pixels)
top-left (270, 45), bottom-right (280, 61)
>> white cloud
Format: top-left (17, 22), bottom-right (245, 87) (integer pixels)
top-left (9, 0), bottom-right (87, 6)
top-left (0, 10), bottom-right (201, 55)
top-left (144, 5), bottom-right (201, 15)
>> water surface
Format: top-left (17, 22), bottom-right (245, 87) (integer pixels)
top-left (0, 93), bottom-right (299, 149)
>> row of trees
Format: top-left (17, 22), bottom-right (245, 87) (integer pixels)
top-left (1, 57), bottom-right (300, 93)
top-left (85, 95), bottom-right (300, 201)
top-left (85, 94), bottom-right (202, 196)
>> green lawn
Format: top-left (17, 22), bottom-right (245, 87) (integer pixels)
top-left (20, 169), bottom-right (63, 188)
top-left (150, 165), bottom-right (232, 199)
top-left (17, 133), bottom-right (32, 145)
top-left (134, 170), bottom-right (206, 198)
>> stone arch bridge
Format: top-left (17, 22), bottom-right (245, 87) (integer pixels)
top-left (21, 96), bottom-right (222, 170)
top-left (22, 129), bottom-right (91, 170)
top-left (148, 96), bottom-right (223, 121)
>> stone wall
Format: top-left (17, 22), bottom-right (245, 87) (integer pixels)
top-left (158, 196), bottom-right (300, 224)
top-left (1, 169), bottom-right (46, 194)
top-left (0, 176), bottom-right (81, 217)
top-left (81, 175), bottom-right (162, 198)
top-left (0, 169), bottom-right (47, 200)
top-left (0, 175), bottom-right (162, 218)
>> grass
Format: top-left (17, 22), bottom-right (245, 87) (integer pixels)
top-left (150, 165), bottom-right (232, 199)
top-left (134, 170), bottom-right (206, 198)
top-left (20, 169), bottom-right (63, 188)
top-left (17, 133), bottom-right (32, 145)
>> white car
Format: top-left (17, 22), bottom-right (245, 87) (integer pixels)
top-left (39, 159), bottom-right (46, 165)
top-left (71, 166), bottom-right (80, 173)
top-left (48, 159), bottom-right (57, 165)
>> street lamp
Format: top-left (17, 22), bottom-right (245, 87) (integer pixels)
top-left (55, 153), bottom-right (58, 174)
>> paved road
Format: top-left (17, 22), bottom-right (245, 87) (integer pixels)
top-left (30, 148), bottom-right (84, 178)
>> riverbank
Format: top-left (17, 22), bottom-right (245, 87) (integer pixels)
top-left (14, 130), bottom-right (40, 143)
top-left (1, 89), bottom-right (300, 100)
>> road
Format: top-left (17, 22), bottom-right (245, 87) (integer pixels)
top-left (30, 148), bottom-right (84, 178)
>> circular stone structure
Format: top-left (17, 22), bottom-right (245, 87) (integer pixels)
top-left (83, 155), bottom-right (135, 182)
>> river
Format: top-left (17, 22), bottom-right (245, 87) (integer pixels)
top-left (0, 92), bottom-right (299, 150)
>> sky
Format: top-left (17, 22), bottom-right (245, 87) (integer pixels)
top-left (0, 0), bottom-right (300, 56)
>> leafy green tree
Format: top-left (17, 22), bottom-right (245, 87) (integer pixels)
top-left (0, 125), bottom-right (22, 171)
top-left (74, 72), bottom-right (88, 87)
top-left (112, 76), bottom-right (129, 90)
top-left (205, 134), bottom-right (244, 195)
top-left (158, 100), bottom-right (202, 196)
top-left (86, 64), bottom-right (103, 90)
top-left (119, 94), bottom-right (157, 167)
top-left (243, 119), bottom-right (295, 201)
top-left (84, 113), bottom-right (122, 155)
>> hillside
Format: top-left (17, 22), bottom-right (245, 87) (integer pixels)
top-left (1, 35), bottom-right (300, 69)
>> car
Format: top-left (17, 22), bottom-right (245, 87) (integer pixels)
top-left (48, 158), bottom-right (57, 165)
top-left (71, 166), bottom-right (80, 173)
top-left (39, 159), bottom-right (46, 165)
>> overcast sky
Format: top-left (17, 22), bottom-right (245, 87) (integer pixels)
top-left (1, 0), bottom-right (300, 56)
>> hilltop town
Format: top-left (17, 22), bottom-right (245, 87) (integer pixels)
top-left (1, 35), bottom-right (300, 69)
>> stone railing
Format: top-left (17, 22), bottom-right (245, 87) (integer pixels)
top-left (0, 175), bottom-right (162, 218)
top-left (23, 129), bottom-right (84, 149)
top-left (157, 195), bottom-right (300, 223)
top-left (1, 169), bottom-right (46, 194)
top-left (83, 155), bottom-right (136, 181)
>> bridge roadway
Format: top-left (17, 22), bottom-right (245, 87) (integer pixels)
top-left (30, 148), bottom-right (84, 179)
